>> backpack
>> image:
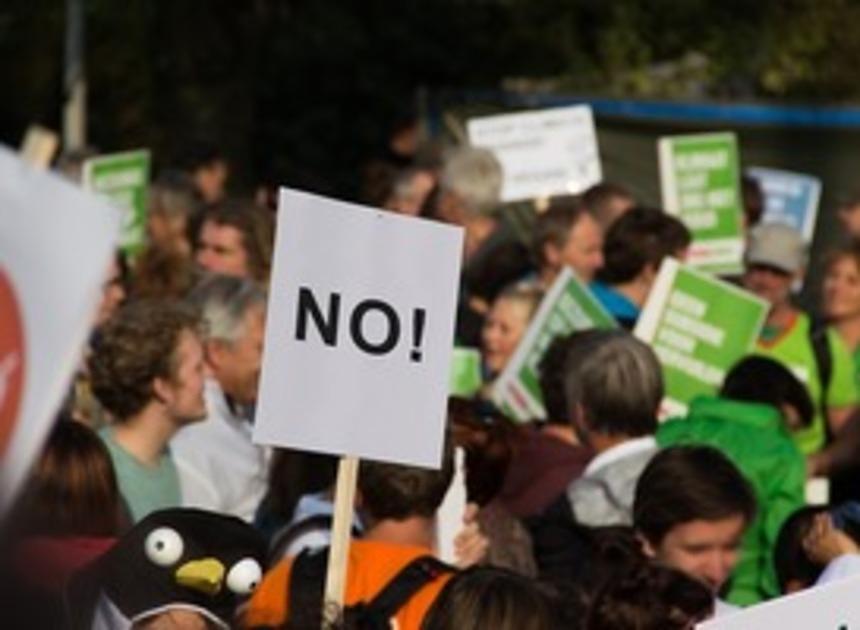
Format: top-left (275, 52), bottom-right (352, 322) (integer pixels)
top-left (808, 317), bottom-right (833, 437)
top-left (281, 546), bottom-right (455, 629)
top-left (268, 513), bottom-right (360, 564)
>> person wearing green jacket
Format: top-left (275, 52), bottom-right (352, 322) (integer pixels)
top-left (657, 356), bottom-right (812, 606)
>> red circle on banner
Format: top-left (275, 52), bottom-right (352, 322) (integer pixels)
top-left (0, 269), bottom-right (25, 458)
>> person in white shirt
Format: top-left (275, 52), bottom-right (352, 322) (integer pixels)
top-left (171, 273), bottom-right (269, 521)
top-left (560, 329), bottom-right (662, 526)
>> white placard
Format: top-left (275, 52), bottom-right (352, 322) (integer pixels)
top-left (0, 146), bottom-right (121, 509)
top-left (698, 572), bottom-right (860, 629)
top-left (253, 189), bottom-right (464, 468)
top-left (746, 166), bottom-right (821, 244)
top-left (467, 105), bottom-right (602, 202)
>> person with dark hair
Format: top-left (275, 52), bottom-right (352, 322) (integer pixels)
top-left (581, 181), bottom-right (635, 232)
top-left (180, 140), bottom-right (229, 205)
top-left (591, 207), bottom-right (691, 329)
top-left (11, 419), bottom-right (123, 587)
top-left (195, 199), bottom-right (275, 283)
top-left (7, 419), bottom-right (124, 627)
top-left (243, 446), bottom-right (467, 629)
top-left (421, 566), bottom-right (554, 630)
top-left (497, 335), bottom-right (592, 519)
top-left (634, 445), bottom-right (757, 616)
top-left (657, 356), bottom-right (808, 604)
top-left (740, 174), bottom-right (765, 231)
top-left (89, 300), bottom-right (206, 522)
top-left (775, 503), bottom-right (860, 594)
top-left (774, 505), bottom-right (829, 594)
top-left (531, 195), bottom-right (604, 286)
top-left (584, 561), bottom-right (713, 630)
top-left (562, 329), bottom-right (662, 527)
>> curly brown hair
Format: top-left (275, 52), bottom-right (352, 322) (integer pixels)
top-left (89, 299), bottom-right (201, 421)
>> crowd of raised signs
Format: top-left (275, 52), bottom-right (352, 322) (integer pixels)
top-left (9, 118), bottom-right (860, 630)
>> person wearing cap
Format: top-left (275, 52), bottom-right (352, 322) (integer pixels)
top-left (742, 223), bottom-right (860, 461)
top-left (837, 192), bottom-right (860, 243)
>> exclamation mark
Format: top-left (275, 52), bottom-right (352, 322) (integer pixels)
top-left (411, 309), bottom-right (426, 362)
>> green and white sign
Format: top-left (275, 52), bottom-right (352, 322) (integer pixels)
top-left (634, 258), bottom-right (768, 418)
top-left (492, 268), bottom-right (617, 422)
top-left (83, 149), bottom-right (151, 254)
top-left (658, 132), bottom-right (743, 275)
top-left (449, 347), bottom-right (482, 398)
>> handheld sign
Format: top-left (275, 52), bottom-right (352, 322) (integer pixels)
top-left (634, 258), bottom-right (768, 418)
top-left (698, 571), bottom-right (860, 629)
top-left (746, 166), bottom-right (822, 244)
top-left (0, 147), bottom-right (120, 510)
top-left (492, 268), bottom-right (617, 422)
top-left (255, 189), bottom-right (463, 612)
top-left (449, 348), bottom-right (482, 398)
top-left (83, 149), bottom-right (151, 255)
top-left (658, 132), bottom-right (744, 275)
top-left (19, 125), bottom-right (59, 169)
top-left (467, 105), bottom-right (601, 202)
top-left (254, 188), bottom-right (463, 465)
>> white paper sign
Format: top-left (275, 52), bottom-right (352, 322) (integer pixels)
top-left (467, 106), bottom-right (602, 202)
top-left (746, 166), bottom-right (821, 244)
top-left (0, 146), bottom-right (121, 509)
top-left (698, 572), bottom-right (860, 629)
top-left (254, 189), bottom-right (464, 468)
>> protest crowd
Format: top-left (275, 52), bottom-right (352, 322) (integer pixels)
top-left (7, 109), bottom-right (860, 630)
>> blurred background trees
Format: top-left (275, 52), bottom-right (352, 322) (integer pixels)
top-left (2, 0), bottom-right (860, 197)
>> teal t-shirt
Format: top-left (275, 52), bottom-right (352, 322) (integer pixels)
top-left (99, 428), bottom-right (182, 523)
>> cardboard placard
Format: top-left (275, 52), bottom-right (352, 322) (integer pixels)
top-left (747, 166), bottom-right (821, 244)
top-left (83, 149), bottom-right (151, 255)
top-left (492, 268), bottom-right (617, 421)
top-left (467, 105), bottom-right (602, 202)
top-left (0, 146), bottom-right (120, 509)
top-left (658, 132), bottom-right (744, 275)
top-left (253, 188), bottom-right (463, 469)
top-left (634, 258), bottom-right (768, 418)
top-left (698, 572), bottom-right (860, 629)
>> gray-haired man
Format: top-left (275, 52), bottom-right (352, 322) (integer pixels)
top-left (171, 273), bottom-right (269, 521)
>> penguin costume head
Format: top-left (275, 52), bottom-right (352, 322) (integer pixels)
top-left (67, 508), bottom-right (266, 629)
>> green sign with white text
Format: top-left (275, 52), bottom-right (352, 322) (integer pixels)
top-left (658, 132), bottom-right (743, 276)
top-left (635, 258), bottom-right (767, 417)
top-left (83, 149), bottom-right (151, 255)
top-left (493, 268), bottom-right (617, 422)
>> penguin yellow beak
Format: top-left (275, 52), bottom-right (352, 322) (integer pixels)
top-left (175, 557), bottom-right (225, 596)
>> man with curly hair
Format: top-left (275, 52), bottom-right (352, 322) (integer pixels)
top-left (89, 299), bottom-right (206, 522)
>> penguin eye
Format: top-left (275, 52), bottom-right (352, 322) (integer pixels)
top-left (225, 558), bottom-right (262, 595)
top-left (144, 527), bottom-right (185, 566)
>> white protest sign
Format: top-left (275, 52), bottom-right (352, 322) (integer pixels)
top-left (747, 166), bottom-right (822, 244)
top-left (254, 189), bottom-right (464, 468)
top-left (467, 105), bottom-right (601, 202)
top-left (0, 146), bottom-right (121, 509)
top-left (698, 572), bottom-right (860, 629)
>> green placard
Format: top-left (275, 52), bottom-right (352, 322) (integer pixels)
top-left (635, 258), bottom-right (768, 417)
top-left (493, 268), bottom-right (617, 422)
top-left (658, 132), bottom-right (743, 276)
top-left (83, 149), bottom-right (151, 255)
top-left (449, 347), bottom-right (482, 397)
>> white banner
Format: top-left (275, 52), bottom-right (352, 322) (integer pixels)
top-left (254, 189), bottom-right (464, 468)
top-left (0, 146), bottom-right (120, 509)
